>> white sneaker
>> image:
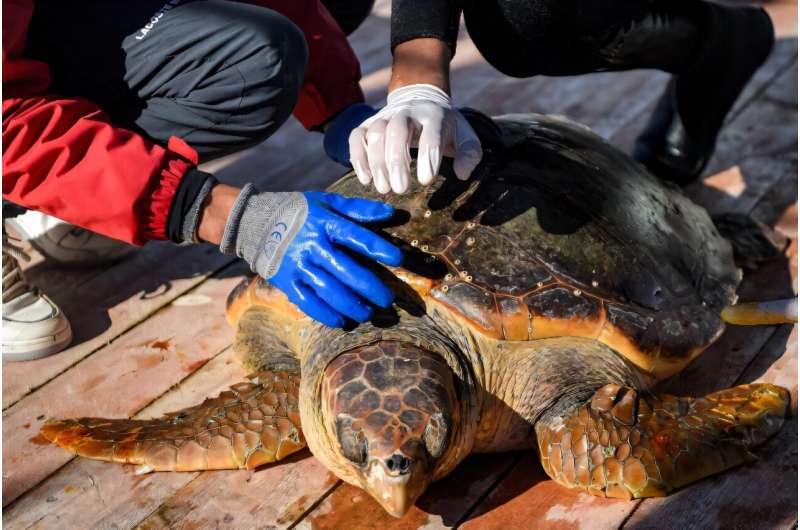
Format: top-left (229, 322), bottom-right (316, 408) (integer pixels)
top-left (2, 234), bottom-right (72, 361)
top-left (6, 210), bottom-right (137, 266)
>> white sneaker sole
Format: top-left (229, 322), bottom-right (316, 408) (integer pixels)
top-left (2, 324), bottom-right (73, 362)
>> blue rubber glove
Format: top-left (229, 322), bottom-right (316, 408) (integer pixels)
top-left (324, 103), bottom-right (378, 167)
top-left (220, 187), bottom-right (402, 327)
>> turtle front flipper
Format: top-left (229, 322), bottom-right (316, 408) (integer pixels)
top-left (535, 383), bottom-right (789, 499)
top-left (41, 370), bottom-right (305, 472)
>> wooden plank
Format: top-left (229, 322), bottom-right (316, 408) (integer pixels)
top-left (134, 454), bottom-right (338, 530)
top-left (1, 263), bottom-right (246, 506)
top-left (462, 453), bottom-right (636, 530)
top-left (2, 346), bottom-right (243, 530)
top-left (8, 235), bottom-right (108, 299)
top-left (622, 324), bottom-right (798, 530)
top-left (1, 346), bottom-right (243, 527)
top-left (296, 453), bottom-right (520, 530)
top-left (3, 242), bottom-right (234, 409)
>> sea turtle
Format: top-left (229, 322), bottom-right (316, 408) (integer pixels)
top-left (42, 113), bottom-right (792, 518)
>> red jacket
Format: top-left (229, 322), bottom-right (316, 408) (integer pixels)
top-left (2, 0), bottom-right (364, 245)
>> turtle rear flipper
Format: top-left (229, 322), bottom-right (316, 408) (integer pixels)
top-left (535, 382), bottom-right (789, 499)
top-left (41, 370), bottom-right (305, 472)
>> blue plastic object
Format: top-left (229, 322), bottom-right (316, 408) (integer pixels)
top-left (268, 191), bottom-right (403, 327)
top-left (323, 103), bottom-right (378, 166)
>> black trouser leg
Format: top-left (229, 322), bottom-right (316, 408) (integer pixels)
top-left (26, 1), bottom-right (377, 161)
top-left (27, 0), bottom-right (310, 162)
top-left (461, 0), bottom-right (703, 78)
top-left (462, 0), bottom-right (774, 184)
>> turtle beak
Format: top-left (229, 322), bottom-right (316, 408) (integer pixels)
top-left (364, 452), bottom-right (430, 517)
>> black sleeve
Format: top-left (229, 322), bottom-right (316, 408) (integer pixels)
top-left (391, 0), bottom-right (462, 55)
top-left (165, 168), bottom-right (217, 243)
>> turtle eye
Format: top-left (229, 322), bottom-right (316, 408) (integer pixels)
top-left (335, 416), bottom-right (368, 466)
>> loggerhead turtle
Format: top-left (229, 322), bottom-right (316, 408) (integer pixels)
top-left (42, 113), bottom-right (792, 518)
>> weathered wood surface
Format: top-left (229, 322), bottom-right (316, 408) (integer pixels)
top-left (3, 1), bottom-right (796, 528)
top-left (2, 264), bottom-right (245, 506)
top-left (2, 243), bottom-right (234, 408)
top-left (1, 348), bottom-right (244, 530)
top-left (296, 454), bottom-right (521, 530)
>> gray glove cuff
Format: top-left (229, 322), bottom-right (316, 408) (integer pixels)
top-left (219, 185), bottom-right (308, 279)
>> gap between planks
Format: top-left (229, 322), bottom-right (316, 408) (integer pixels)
top-left (3, 244), bottom-right (236, 410)
top-left (3, 343), bottom-right (244, 528)
top-left (2, 260), bottom-right (248, 508)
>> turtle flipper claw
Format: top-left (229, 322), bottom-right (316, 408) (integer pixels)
top-left (40, 370), bottom-right (305, 471)
top-left (535, 382), bottom-right (789, 499)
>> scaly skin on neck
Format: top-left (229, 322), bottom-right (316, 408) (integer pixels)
top-left (465, 335), bottom-right (645, 454)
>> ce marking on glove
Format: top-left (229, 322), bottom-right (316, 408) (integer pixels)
top-left (271, 222), bottom-right (289, 242)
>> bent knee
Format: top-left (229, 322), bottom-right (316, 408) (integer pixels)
top-left (178, 2), bottom-right (308, 141)
top-left (231, 7), bottom-right (309, 130)
top-left (239, 7), bottom-right (309, 89)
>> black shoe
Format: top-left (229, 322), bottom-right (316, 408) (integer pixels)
top-left (633, 6), bottom-right (774, 185)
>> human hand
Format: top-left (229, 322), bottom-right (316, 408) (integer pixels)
top-left (348, 84), bottom-right (482, 194)
top-left (220, 187), bottom-right (403, 327)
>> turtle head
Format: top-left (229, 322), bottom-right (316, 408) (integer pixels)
top-left (322, 341), bottom-right (459, 517)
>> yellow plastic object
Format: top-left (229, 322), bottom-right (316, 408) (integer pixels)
top-left (721, 298), bottom-right (798, 325)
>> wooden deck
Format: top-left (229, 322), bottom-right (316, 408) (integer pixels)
top-left (3, 2), bottom-right (797, 528)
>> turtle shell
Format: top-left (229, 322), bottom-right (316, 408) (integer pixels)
top-left (326, 114), bottom-right (741, 378)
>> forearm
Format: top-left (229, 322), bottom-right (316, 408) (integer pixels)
top-left (389, 38), bottom-right (452, 93)
top-left (2, 95), bottom-right (198, 245)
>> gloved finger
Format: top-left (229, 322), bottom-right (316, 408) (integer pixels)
top-left (385, 112), bottom-right (412, 193)
top-left (317, 193), bottom-right (396, 223)
top-left (452, 114), bottom-right (483, 181)
top-left (283, 279), bottom-right (345, 328)
top-left (416, 113), bottom-right (444, 186)
top-left (311, 244), bottom-right (394, 308)
top-left (326, 216), bottom-right (403, 266)
top-left (300, 264), bottom-right (373, 322)
top-left (366, 119), bottom-right (391, 194)
top-left (348, 127), bottom-right (372, 186)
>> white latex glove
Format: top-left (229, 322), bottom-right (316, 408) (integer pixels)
top-left (348, 84), bottom-right (483, 194)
